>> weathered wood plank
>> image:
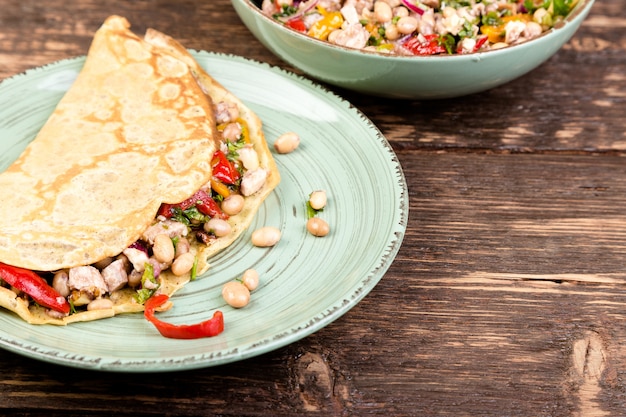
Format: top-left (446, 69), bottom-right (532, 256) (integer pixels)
top-left (0, 153), bottom-right (625, 416)
top-left (0, 0), bottom-right (625, 416)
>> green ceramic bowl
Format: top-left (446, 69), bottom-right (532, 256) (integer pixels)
top-left (231, 0), bottom-right (595, 99)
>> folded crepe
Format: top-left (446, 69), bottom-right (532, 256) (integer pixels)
top-left (0, 16), bottom-right (280, 324)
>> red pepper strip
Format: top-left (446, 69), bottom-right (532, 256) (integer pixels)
top-left (287, 17), bottom-right (306, 32)
top-left (194, 189), bottom-right (228, 219)
top-left (144, 294), bottom-right (224, 339)
top-left (403, 34), bottom-right (447, 55)
top-left (211, 150), bottom-right (240, 185)
top-left (157, 189), bottom-right (227, 220)
top-left (458, 35), bottom-right (488, 54)
top-left (473, 35), bottom-right (489, 52)
top-left (0, 262), bottom-right (70, 314)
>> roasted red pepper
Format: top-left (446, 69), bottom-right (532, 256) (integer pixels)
top-left (403, 34), bottom-right (447, 55)
top-left (158, 189), bottom-right (227, 220)
top-left (457, 35), bottom-right (489, 54)
top-left (194, 190), bottom-right (227, 219)
top-left (287, 17), bottom-right (306, 32)
top-left (211, 150), bottom-right (240, 185)
top-left (144, 294), bottom-right (224, 339)
top-left (0, 262), bottom-right (70, 314)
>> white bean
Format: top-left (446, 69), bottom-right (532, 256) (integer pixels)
top-left (222, 281), bottom-right (250, 308)
top-left (52, 270), bottom-right (70, 297)
top-left (242, 269), bottom-right (259, 291)
top-left (396, 16), bottom-right (418, 34)
top-left (221, 194), bottom-right (245, 216)
top-left (251, 226), bottom-right (281, 247)
top-left (307, 217), bottom-right (330, 237)
top-left (204, 218), bottom-right (232, 237)
top-left (394, 6), bottom-right (409, 17)
top-left (274, 132), bottom-right (300, 154)
top-left (175, 237), bottom-right (190, 255)
top-left (385, 24), bottom-right (400, 41)
top-left (171, 252), bottom-right (195, 276)
top-left (309, 190), bottom-right (327, 211)
top-left (153, 234), bottom-right (175, 263)
top-left (374, 1), bottom-right (393, 22)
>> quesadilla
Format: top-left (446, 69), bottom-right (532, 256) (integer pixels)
top-left (0, 16), bottom-right (280, 325)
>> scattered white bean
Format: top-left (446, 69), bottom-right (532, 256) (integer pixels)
top-left (274, 132), bottom-right (300, 154)
top-left (307, 217), bottom-right (330, 237)
top-left (171, 252), bottom-right (195, 276)
top-left (309, 190), bottom-right (327, 211)
top-left (251, 226), bottom-right (282, 247)
top-left (222, 281), bottom-right (251, 308)
top-left (242, 269), bottom-right (259, 291)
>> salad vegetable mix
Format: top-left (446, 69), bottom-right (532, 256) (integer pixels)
top-left (261, 0), bottom-right (580, 55)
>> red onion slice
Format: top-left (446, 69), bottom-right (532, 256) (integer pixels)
top-left (401, 0), bottom-right (425, 15)
top-left (280, 0), bottom-right (319, 22)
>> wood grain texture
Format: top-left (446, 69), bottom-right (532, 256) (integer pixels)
top-left (1, 0), bottom-right (626, 416)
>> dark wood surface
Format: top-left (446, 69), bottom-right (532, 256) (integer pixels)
top-left (1, 1), bottom-right (625, 415)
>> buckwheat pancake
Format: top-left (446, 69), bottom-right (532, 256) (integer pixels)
top-left (0, 16), bottom-right (217, 272)
top-left (0, 16), bottom-right (280, 325)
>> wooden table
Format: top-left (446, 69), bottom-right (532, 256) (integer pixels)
top-left (1, 0), bottom-right (625, 415)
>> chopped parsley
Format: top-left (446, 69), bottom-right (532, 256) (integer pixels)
top-left (134, 263), bottom-right (159, 304)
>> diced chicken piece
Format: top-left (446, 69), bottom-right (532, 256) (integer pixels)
top-left (222, 122), bottom-right (242, 142)
top-left (214, 101), bottom-right (239, 124)
top-left (318, 0), bottom-right (342, 12)
top-left (101, 259), bottom-right (129, 292)
top-left (142, 219), bottom-right (188, 244)
top-left (261, 0), bottom-right (275, 15)
top-left (238, 145), bottom-right (260, 170)
top-left (122, 247), bottom-right (150, 273)
top-left (418, 9), bottom-right (436, 35)
top-left (436, 6), bottom-right (465, 36)
top-left (504, 20), bottom-right (527, 44)
top-left (331, 24), bottom-right (370, 49)
top-left (68, 266), bottom-right (108, 295)
top-left (523, 21), bottom-right (543, 39)
top-left (240, 169), bottom-right (268, 196)
top-left (457, 37), bottom-right (476, 54)
top-left (343, 0), bottom-right (373, 15)
top-left (340, 4), bottom-right (360, 25)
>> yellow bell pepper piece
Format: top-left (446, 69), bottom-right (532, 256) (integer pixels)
top-left (211, 178), bottom-right (231, 198)
top-left (480, 14), bottom-right (533, 44)
top-left (308, 9), bottom-right (344, 41)
top-left (235, 117), bottom-right (250, 144)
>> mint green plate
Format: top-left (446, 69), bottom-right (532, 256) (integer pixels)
top-left (0, 53), bottom-right (408, 372)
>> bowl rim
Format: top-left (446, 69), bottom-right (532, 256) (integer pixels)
top-left (235, 0), bottom-right (596, 61)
